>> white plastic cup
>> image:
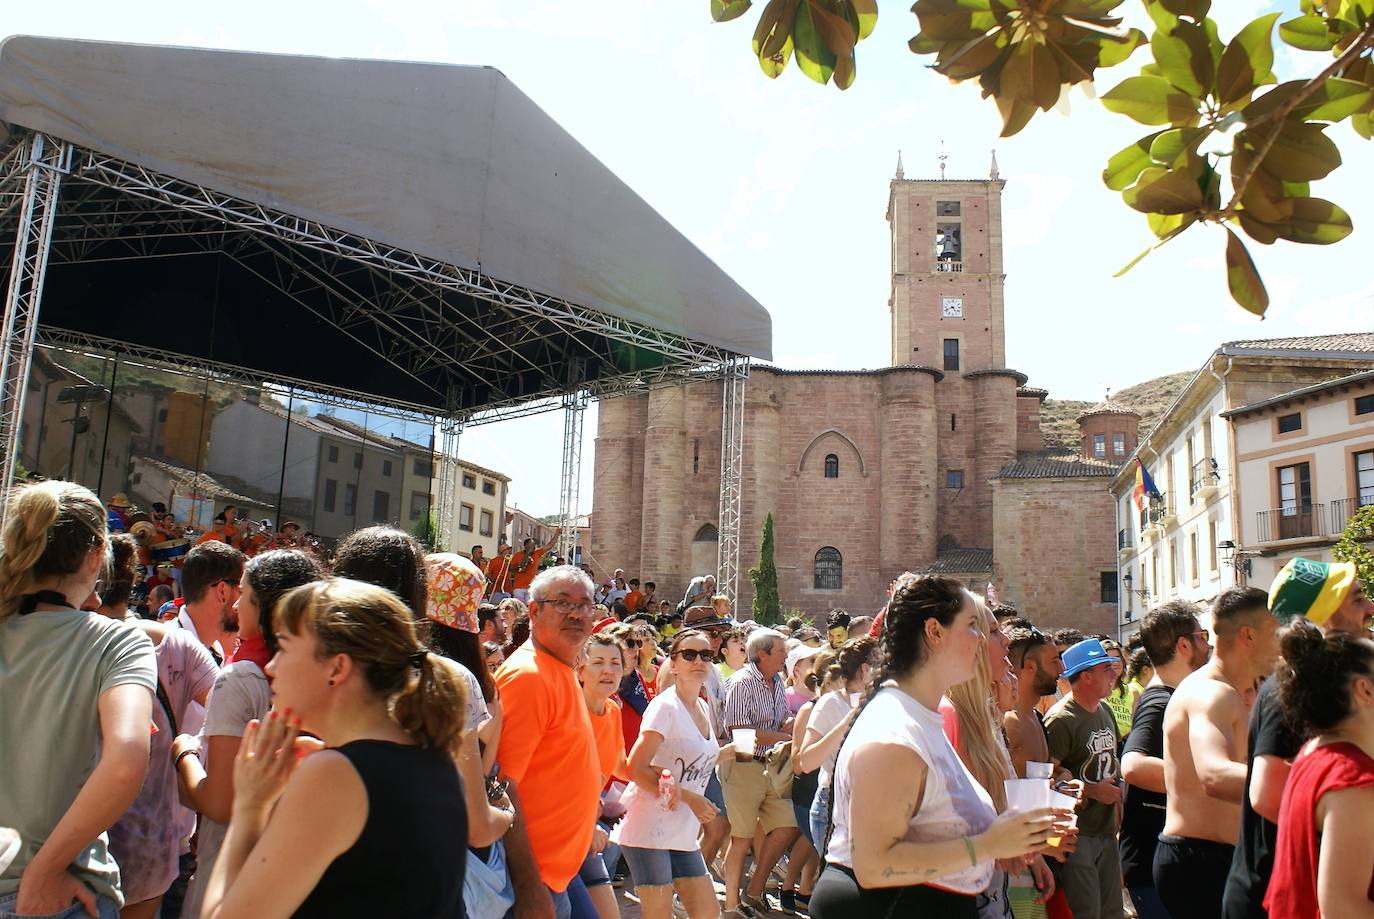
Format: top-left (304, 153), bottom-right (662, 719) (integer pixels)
top-left (0, 827), bottom-right (19, 875)
top-left (1025, 761), bottom-right (1054, 780)
top-left (1004, 778), bottom-right (1051, 813)
top-left (733, 728), bottom-right (756, 758)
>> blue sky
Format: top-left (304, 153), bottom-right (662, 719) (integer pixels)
top-left (11, 1), bottom-right (1371, 514)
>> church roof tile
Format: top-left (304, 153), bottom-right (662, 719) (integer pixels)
top-left (994, 457), bottom-right (1120, 479)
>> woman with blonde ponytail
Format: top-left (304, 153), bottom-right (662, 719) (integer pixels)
top-left (199, 577), bottom-right (469, 918)
top-left (0, 480), bottom-right (157, 919)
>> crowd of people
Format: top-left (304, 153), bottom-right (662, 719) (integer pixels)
top-left (2, 478), bottom-right (1373, 919)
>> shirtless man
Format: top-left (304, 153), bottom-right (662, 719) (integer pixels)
top-left (1004, 623), bottom-right (1064, 777)
top-left (1154, 587), bottom-right (1277, 919)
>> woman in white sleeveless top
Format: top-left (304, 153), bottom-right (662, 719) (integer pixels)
top-left (811, 574), bottom-right (1056, 918)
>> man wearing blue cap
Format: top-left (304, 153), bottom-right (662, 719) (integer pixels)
top-left (1045, 637), bottom-right (1124, 919)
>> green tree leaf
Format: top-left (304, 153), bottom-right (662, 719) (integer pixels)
top-left (793, 0), bottom-right (837, 85)
top-left (1103, 132), bottom-right (1163, 190)
top-left (1272, 196), bottom-right (1354, 243)
top-left (850, 0), bottom-right (878, 40)
top-left (1102, 75), bottom-right (1200, 125)
top-left (1114, 216), bottom-right (1193, 275)
top-left (1262, 121), bottom-right (1342, 180)
top-left (753, 0), bottom-right (800, 74)
top-left (1149, 126), bottom-right (1204, 166)
top-left (1224, 227), bottom-right (1269, 315)
top-left (1000, 38), bottom-right (1061, 113)
top-left (1123, 165), bottom-right (1206, 213)
top-left (711, 0), bottom-right (754, 22)
top-left (1279, 13), bottom-right (1339, 50)
top-left (1216, 13), bottom-right (1280, 107)
top-left (1151, 24), bottom-right (1212, 97)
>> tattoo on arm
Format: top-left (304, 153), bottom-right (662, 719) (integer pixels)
top-left (881, 865), bottom-right (939, 879)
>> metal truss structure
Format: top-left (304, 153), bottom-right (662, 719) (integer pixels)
top-left (0, 135), bottom-right (68, 521)
top-left (0, 129), bottom-right (753, 551)
top-left (557, 388), bottom-right (589, 564)
top-left (716, 357), bottom-right (749, 604)
top-left (434, 414), bottom-right (465, 552)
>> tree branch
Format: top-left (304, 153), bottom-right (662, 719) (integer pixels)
top-left (1226, 20), bottom-right (1374, 216)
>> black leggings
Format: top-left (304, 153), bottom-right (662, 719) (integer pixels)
top-left (810, 864), bottom-right (977, 919)
top-left (1154, 834), bottom-right (1236, 919)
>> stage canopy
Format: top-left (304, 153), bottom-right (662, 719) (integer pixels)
top-left (0, 35), bottom-right (771, 419)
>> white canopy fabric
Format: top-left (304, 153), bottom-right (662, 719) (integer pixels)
top-left (0, 35), bottom-right (771, 360)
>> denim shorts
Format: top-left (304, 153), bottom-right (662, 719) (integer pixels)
top-left (704, 771), bottom-right (726, 812)
top-left (621, 846), bottom-right (709, 887)
top-left (578, 845), bottom-right (611, 888)
top-left (0, 892), bottom-right (120, 919)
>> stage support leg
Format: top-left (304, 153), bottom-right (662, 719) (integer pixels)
top-left (716, 356), bottom-right (749, 606)
top-left (435, 413), bottom-right (465, 552)
top-left (0, 133), bottom-right (67, 525)
top-left (558, 389), bottom-right (589, 566)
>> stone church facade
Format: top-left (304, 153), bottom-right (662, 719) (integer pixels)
top-left (590, 163), bottom-right (1131, 634)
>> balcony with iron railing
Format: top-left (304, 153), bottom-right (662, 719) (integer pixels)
top-left (1330, 494), bottom-right (1374, 531)
top-left (1190, 457), bottom-right (1221, 502)
top-left (1257, 503), bottom-right (1328, 542)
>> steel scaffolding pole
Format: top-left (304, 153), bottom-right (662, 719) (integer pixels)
top-left (558, 388), bottom-right (589, 565)
top-left (0, 133), bottom-right (68, 522)
top-left (434, 414), bottom-right (465, 551)
top-left (716, 356), bottom-right (749, 604)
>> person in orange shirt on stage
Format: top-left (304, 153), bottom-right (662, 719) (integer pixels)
top-left (486, 541), bottom-right (514, 601)
top-left (509, 529), bottom-right (560, 602)
top-left (195, 512), bottom-right (238, 546)
top-left (469, 544), bottom-right (489, 578)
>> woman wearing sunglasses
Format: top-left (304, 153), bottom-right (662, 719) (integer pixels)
top-left (611, 629), bottom-right (728, 918)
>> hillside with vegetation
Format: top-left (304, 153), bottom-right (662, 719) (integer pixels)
top-left (1040, 370), bottom-right (1194, 449)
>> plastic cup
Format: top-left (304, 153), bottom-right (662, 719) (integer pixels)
top-left (733, 728), bottom-right (756, 758)
top-left (1026, 761), bottom-right (1053, 780)
top-left (1048, 811), bottom-right (1078, 848)
top-left (1004, 778), bottom-right (1050, 814)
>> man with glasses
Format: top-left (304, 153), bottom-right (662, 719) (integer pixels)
top-left (1223, 559), bottom-right (1374, 919)
top-left (495, 566), bottom-right (601, 919)
top-left (1156, 587), bottom-right (1278, 919)
top-left (1119, 601), bottom-right (1211, 919)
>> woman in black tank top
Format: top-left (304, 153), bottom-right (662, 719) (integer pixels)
top-left (199, 578), bottom-right (470, 919)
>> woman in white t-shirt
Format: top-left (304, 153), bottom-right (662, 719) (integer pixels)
top-left (811, 574), bottom-right (1057, 918)
top-left (612, 629), bottom-right (726, 918)
top-left (796, 636), bottom-right (875, 856)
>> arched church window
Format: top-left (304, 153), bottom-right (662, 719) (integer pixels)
top-left (694, 523), bottom-right (719, 542)
top-left (814, 547), bottom-right (842, 590)
top-left (824, 454), bottom-right (839, 478)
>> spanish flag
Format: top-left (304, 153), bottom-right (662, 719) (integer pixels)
top-left (1133, 458), bottom-right (1161, 513)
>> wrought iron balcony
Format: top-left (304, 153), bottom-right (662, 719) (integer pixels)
top-left (1190, 457), bottom-right (1221, 500)
top-left (1257, 504), bottom-right (1327, 542)
top-left (1330, 495), bottom-right (1374, 532)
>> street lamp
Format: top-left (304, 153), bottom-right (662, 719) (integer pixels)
top-left (56, 384), bottom-right (109, 481)
top-left (1218, 540), bottom-right (1256, 580)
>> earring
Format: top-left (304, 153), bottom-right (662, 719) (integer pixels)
top-left (328, 679), bottom-right (335, 687)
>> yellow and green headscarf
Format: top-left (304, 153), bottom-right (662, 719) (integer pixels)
top-left (1268, 557), bottom-right (1357, 626)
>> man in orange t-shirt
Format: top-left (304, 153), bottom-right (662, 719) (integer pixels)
top-left (496, 564), bottom-right (600, 914)
top-left (485, 541), bottom-right (513, 600)
top-left (508, 528), bottom-right (560, 602)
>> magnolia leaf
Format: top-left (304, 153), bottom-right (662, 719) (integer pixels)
top-left (1262, 121), bottom-right (1341, 180)
top-left (1147, 211), bottom-right (1195, 239)
top-left (1238, 211), bottom-right (1282, 245)
top-left (1225, 228), bottom-right (1269, 315)
top-left (1102, 75), bottom-right (1201, 125)
top-left (1354, 110), bottom-right (1374, 139)
top-left (1158, 0), bottom-right (1211, 20)
top-left (760, 33), bottom-right (794, 77)
top-left (833, 49), bottom-right (857, 89)
top-left (1246, 78), bottom-right (1372, 123)
top-left (1125, 165), bottom-right (1206, 213)
top-left (1276, 196), bottom-right (1354, 243)
top-left (753, 0), bottom-right (800, 60)
top-left (1216, 13), bottom-right (1280, 107)
top-left (1103, 131), bottom-right (1162, 190)
top-left (1198, 110), bottom-right (1245, 155)
top-left (1114, 217), bottom-right (1193, 275)
top-left (1098, 28), bottom-right (1150, 68)
top-left (1150, 126), bottom-right (1205, 165)
top-left (996, 95), bottom-right (1040, 137)
top-left (793, 0), bottom-right (837, 84)
top-left (1144, 1), bottom-right (1180, 33)
top-left (711, 0), bottom-right (754, 22)
top-left (1000, 38), bottom-right (1061, 112)
top-left (1279, 13), bottom-right (1338, 50)
top-left (850, 0), bottom-right (878, 40)
top-left (1151, 27), bottom-right (1206, 97)
top-left (807, 0), bottom-right (858, 58)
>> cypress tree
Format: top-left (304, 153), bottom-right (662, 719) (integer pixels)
top-left (750, 511), bottom-right (781, 625)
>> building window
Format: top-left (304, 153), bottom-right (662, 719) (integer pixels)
top-left (946, 469), bottom-right (964, 489)
top-left (462, 473), bottom-right (476, 489)
top-left (382, 460), bottom-right (393, 477)
top-left (1277, 412), bottom-right (1302, 434)
top-left (694, 523), bottom-right (719, 542)
top-left (323, 478), bottom-right (337, 513)
top-left (951, 413), bottom-right (957, 432)
top-left (413, 458), bottom-right (434, 477)
top-left (943, 338), bottom-right (960, 371)
top-left (936, 200), bottom-right (961, 216)
top-left (480, 509), bottom-right (494, 537)
top-left (1356, 450), bottom-right (1374, 506)
top-left (373, 490), bottom-right (390, 522)
top-left (482, 479), bottom-right (496, 496)
top-left (409, 491), bottom-right (428, 521)
top-left (693, 439), bottom-right (700, 475)
top-left (936, 223), bottom-right (961, 262)
top-left (824, 454), bottom-right (839, 478)
top-left (1100, 571), bottom-right (1118, 604)
top-left (814, 547), bottom-right (843, 590)
top-left (157, 408), bottom-right (168, 423)
top-left (1356, 394), bottom-right (1374, 416)
top-left (343, 483), bottom-right (357, 517)
top-left (460, 504), bottom-right (474, 532)
top-left (1278, 462), bottom-right (1312, 513)
top-left (1189, 530), bottom-right (1199, 584)
top-left (327, 444), bottom-right (339, 463)
top-left (1113, 432), bottom-right (1126, 457)
top-left (353, 451), bottom-right (363, 469)
top-left (1169, 539), bottom-right (1178, 590)
top-left (1092, 434), bottom-right (1106, 458)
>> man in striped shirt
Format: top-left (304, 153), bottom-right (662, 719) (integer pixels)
top-left (721, 628), bottom-right (799, 917)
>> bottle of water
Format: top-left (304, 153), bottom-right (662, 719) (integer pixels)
top-left (658, 768), bottom-right (676, 809)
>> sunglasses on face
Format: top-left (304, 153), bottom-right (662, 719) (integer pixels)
top-left (624, 638), bottom-right (643, 649)
top-left (672, 649), bottom-right (710, 662)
